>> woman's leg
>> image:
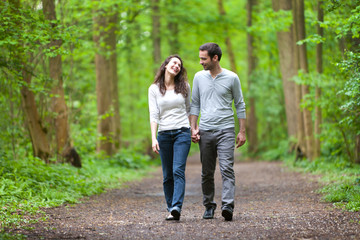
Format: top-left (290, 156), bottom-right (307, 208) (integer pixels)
top-left (171, 128), bottom-right (191, 212)
top-left (157, 132), bottom-right (174, 211)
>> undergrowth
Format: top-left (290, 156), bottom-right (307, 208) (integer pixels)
top-left (0, 149), bottom-right (157, 233)
top-left (283, 155), bottom-right (360, 212)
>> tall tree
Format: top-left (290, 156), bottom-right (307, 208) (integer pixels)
top-left (245, 0), bottom-right (258, 154)
top-left (292, 0), bottom-right (305, 159)
top-left (42, 0), bottom-right (75, 162)
top-left (293, 0), bottom-right (315, 160)
top-left (166, 0), bottom-right (180, 54)
top-left (8, 0), bottom-right (51, 161)
top-left (21, 59), bottom-right (51, 161)
top-left (109, 11), bottom-right (121, 150)
top-left (314, 0), bottom-right (323, 158)
top-left (272, 0), bottom-right (298, 145)
top-left (151, 0), bottom-right (161, 68)
top-left (93, 1), bottom-right (120, 155)
top-left (217, 0), bottom-right (237, 73)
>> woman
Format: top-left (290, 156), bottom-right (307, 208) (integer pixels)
top-left (148, 55), bottom-right (191, 221)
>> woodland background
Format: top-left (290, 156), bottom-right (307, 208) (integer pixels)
top-left (0, 0), bottom-right (360, 232)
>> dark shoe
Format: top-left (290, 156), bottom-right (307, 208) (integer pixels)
top-left (203, 207), bottom-right (215, 219)
top-left (221, 208), bottom-right (233, 221)
top-left (170, 209), bottom-right (180, 220)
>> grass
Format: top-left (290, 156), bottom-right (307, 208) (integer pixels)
top-left (284, 155), bottom-right (360, 212)
top-left (0, 149), bottom-right (158, 234)
top-left (258, 139), bottom-right (360, 212)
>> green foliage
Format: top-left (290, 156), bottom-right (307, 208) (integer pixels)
top-left (321, 183), bottom-right (360, 212)
top-left (286, 156), bottom-right (360, 212)
top-left (324, 0), bottom-right (360, 39)
top-left (109, 149), bottom-right (152, 169)
top-left (261, 139), bottom-right (292, 161)
top-left (337, 51), bottom-right (360, 135)
top-left (0, 150), bottom-right (154, 231)
top-left (293, 69), bottom-right (357, 162)
top-left (251, 8), bottom-right (293, 34)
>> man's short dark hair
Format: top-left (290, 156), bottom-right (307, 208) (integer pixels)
top-left (199, 43), bottom-right (222, 61)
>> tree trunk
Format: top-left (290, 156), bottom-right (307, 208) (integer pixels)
top-left (356, 135), bottom-right (360, 164)
top-left (245, 0), bottom-right (258, 154)
top-left (151, 0), bottom-right (161, 69)
top-left (217, 0), bottom-right (237, 73)
top-left (314, 0), bottom-right (323, 158)
top-left (296, 0), bottom-right (315, 160)
top-left (42, 0), bottom-right (69, 157)
top-left (272, 0), bottom-right (298, 143)
top-left (21, 64), bottom-right (51, 161)
top-left (292, 0), bottom-right (314, 159)
top-left (93, 2), bottom-right (118, 156)
top-left (167, 0), bottom-right (180, 54)
top-left (109, 12), bottom-right (121, 150)
top-left (9, 0), bottom-right (50, 161)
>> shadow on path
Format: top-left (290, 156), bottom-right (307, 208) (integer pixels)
top-left (13, 152), bottom-right (360, 239)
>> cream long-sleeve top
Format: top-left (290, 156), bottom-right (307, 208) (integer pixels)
top-left (148, 83), bottom-right (191, 132)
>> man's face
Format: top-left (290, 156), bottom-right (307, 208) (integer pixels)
top-left (199, 50), bottom-right (214, 70)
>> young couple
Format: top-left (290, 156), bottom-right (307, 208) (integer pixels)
top-left (148, 43), bottom-right (246, 222)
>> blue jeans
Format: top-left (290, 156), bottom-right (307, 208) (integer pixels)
top-left (157, 127), bottom-right (191, 213)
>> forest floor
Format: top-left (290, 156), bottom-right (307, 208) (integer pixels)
top-left (10, 153), bottom-right (360, 239)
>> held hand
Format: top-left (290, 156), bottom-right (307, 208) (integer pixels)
top-left (236, 132), bottom-right (246, 148)
top-left (191, 127), bottom-right (200, 143)
top-left (152, 140), bottom-right (160, 154)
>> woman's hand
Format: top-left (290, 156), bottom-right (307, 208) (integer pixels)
top-left (152, 139), bottom-right (160, 154)
top-left (191, 127), bottom-right (200, 143)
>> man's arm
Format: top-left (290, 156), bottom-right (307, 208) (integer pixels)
top-left (236, 118), bottom-right (246, 148)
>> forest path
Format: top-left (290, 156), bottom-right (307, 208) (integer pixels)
top-left (16, 153), bottom-right (360, 239)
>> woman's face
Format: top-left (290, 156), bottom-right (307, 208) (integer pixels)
top-left (165, 57), bottom-right (182, 77)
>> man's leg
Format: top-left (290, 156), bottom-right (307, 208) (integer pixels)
top-left (199, 130), bottom-right (217, 213)
top-left (217, 128), bottom-right (236, 220)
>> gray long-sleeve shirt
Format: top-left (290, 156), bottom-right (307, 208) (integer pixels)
top-left (190, 69), bottom-right (246, 130)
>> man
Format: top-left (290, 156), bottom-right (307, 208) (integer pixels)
top-left (190, 42), bottom-right (246, 221)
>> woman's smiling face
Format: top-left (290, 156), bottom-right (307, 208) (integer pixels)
top-left (165, 57), bottom-right (182, 76)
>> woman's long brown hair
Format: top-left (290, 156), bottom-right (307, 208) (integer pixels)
top-left (153, 55), bottom-right (189, 97)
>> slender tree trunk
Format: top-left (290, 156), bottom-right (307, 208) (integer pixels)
top-left (245, 0), bottom-right (258, 154)
top-left (167, 0), bottom-right (180, 54)
top-left (42, 0), bottom-right (81, 167)
top-left (109, 12), bottom-right (121, 150)
top-left (93, 1), bottom-right (118, 155)
top-left (356, 135), bottom-right (360, 164)
top-left (21, 62), bottom-right (51, 161)
top-left (314, 0), bottom-right (323, 158)
top-left (272, 0), bottom-right (298, 144)
top-left (217, 0), bottom-right (237, 73)
top-left (295, 0), bottom-right (315, 160)
top-left (292, 0), bottom-right (306, 158)
top-left (151, 0), bottom-right (161, 69)
top-left (42, 0), bottom-right (69, 157)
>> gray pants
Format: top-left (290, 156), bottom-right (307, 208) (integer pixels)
top-left (199, 128), bottom-right (235, 211)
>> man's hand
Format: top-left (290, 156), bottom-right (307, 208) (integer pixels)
top-left (191, 127), bottom-right (200, 143)
top-left (236, 131), bottom-right (246, 148)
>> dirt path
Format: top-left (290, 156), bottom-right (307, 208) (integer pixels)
top-left (14, 153), bottom-right (360, 239)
